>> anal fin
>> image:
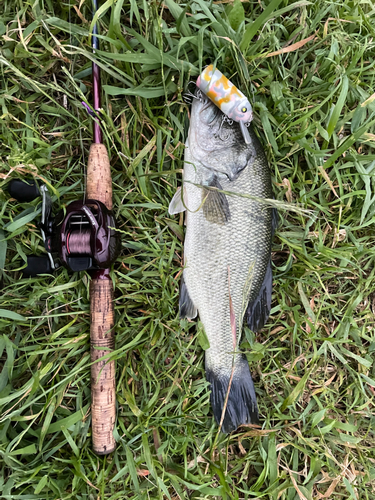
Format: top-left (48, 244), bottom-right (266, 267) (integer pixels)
top-left (246, 258), bottom-right (273, 332)
top-left (271, 208), bottom-right (278, 238)
top-left (179, 274), bottom-right (197, 319)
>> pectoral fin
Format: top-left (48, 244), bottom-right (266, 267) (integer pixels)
top-left (169, 186), bottom-right (186, 215)
top-left (202, 177), bottom-right (230, 224)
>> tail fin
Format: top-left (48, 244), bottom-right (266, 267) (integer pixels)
top-left (206, 354), bottom-right (259, 433)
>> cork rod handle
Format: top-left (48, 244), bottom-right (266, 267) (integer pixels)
top-left (90, 278), bottom-right (116, 454)
top-left (87, 144), bottom-right (112, 210)
top-left (87, 143), bottom-right (116, 454)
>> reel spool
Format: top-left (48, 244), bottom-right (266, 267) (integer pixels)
top-left (55, 200), bottom-right (119, 272)
top-left (8, 179), bottom-right (120, 277)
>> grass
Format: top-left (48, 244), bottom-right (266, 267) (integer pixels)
top-left (1, 0), bottom-right (375, 498)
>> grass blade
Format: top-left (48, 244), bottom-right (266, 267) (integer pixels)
top-left (240, 0), bottom-right (283, 52)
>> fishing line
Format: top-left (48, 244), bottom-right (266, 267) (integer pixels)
top-left (68, 0), bottom-right (91, 206)
top-left (92, 0), bottom-right (102, 145)
top-left (70, 0), bottom-right (87, 234)
top-left (67, 229), bottom-right (91, 254)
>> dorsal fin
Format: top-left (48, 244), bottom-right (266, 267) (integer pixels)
top-left (245, 258), bottom-right (273, 332)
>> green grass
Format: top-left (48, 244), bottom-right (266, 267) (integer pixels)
top-left (1, 0), bottom-right (375, 498)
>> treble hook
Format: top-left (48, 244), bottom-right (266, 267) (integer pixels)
top-left (183, 81), bottom-right (203, 105)
top-left (218, 114), bottom-right (232, 141)
top-left (222, 114), bottom-right (233, 126)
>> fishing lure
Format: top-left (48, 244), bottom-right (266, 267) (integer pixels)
top-left (196, 64), bottom-right (252, 144)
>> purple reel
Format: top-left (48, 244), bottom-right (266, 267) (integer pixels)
top-left (55, 200), bottom-right (120, 272)
top-left (7, 179), bottom-right (120, 276)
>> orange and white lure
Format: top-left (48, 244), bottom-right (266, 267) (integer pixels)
top-left (196, 64), bottom-right (252, 144)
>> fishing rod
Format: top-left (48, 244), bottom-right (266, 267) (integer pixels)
top-left (8, 0), bottom-right (119, 454)
top-left (86, 0), bottom-right (118, 455)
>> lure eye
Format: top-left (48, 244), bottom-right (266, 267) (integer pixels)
top-left (241, 107), bottom-right (247, 113)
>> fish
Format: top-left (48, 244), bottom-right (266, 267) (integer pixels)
top-left (169, 90), bottom-right (276, 433)
top-left (196, 64), bottom-right (253, 144)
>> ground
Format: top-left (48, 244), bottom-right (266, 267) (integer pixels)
top-left (1, 0), bottom-right (375, 498)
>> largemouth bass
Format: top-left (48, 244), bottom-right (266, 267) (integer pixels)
top-left (169, 91), bottom-right (276, 433)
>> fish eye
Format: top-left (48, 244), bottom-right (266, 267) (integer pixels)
top-left (241, 107), bottom-right (247, 113)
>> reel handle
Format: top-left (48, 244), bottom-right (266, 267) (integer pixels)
top-left (87, 143), bottom-right (116, 454)
top-left (23, 255), bottom-right (53, 277)
top-left (8, 179), bottom-right (40, 202)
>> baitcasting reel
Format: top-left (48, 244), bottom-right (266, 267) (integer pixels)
top-left (8, 179), bottom-right (120, 277)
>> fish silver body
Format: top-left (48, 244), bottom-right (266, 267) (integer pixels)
top-left (169, 93), bottom-right (275, 432)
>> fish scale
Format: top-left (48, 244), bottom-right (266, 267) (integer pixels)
top-left (184, 129), bottom-right (272, 364)
top-left (170, 93), bottom-right (274, 432)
